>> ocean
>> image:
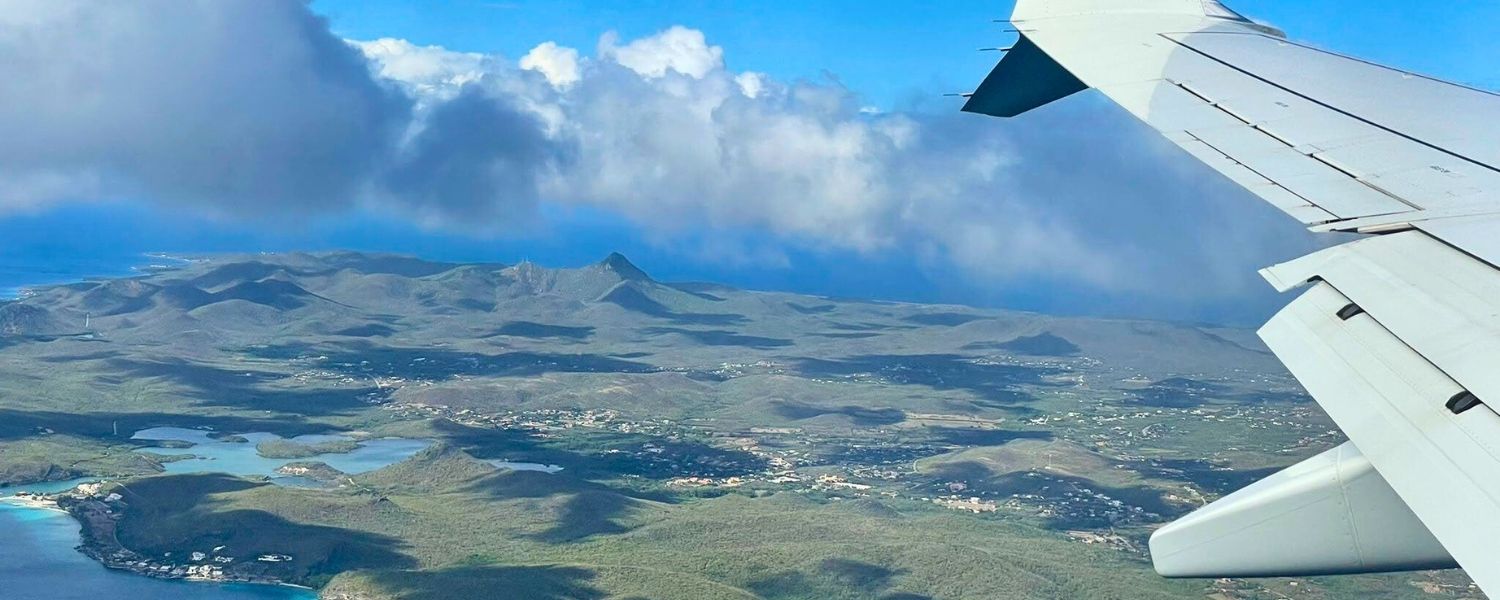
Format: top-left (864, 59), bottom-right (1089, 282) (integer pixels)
top-left (0, 252), bottom-right (152, 299)
top-left (0, 251), bottom-right (191, 300)
top-left (0, 501), bottom-right (316, 600)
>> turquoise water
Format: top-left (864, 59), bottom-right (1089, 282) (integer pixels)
top-left (133, 427), bottom-right (432, 485)
top-left (490, 460), bottom-right (564, 474)
top-left (0, 477), bottom-right (99, 497)
top-left (0, 502), bottom-right (316, 600)
top-left (0, 428), bottom-right (431, 598)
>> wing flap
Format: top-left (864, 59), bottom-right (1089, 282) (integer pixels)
top-left (1258, 233), bottom-right (1500, 591)
top-left (1151, 441), bottom-right (1454, 578)
top-left (1264, 231), bottom-right (1500, 414)
top-left (973, 0), bottom-right (1500, 589)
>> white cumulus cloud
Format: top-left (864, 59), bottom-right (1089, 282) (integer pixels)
top-left (734, 72), bottom-right (767, 98)
top-left (520, 41), bottom-right (581, 88)
top-left (355, 38), bottom-right (490, 101)
top-left (599, 26), bottom-right (724, 79)
top-left (0, 6), bottom-right (1319, 316)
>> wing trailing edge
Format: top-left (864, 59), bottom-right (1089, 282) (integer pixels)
top-left (1151, 441), bottom-right (1455, 578)
top-left (966, 0), bottom-right (1500, 591)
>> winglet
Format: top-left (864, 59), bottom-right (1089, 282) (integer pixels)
top-left (961, 35), bottom-right (1086, 118)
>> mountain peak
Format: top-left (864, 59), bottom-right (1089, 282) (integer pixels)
top-left (597, 252), bottom-right (651, 281)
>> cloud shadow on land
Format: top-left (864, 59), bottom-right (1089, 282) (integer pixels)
top-left (1127, 377), bottom-right (1230, 408)
top-left (795, 353), bottom-right (1058, 405)
top-left (105, 357), bottom-right (383, 417)
top-left (786, 302), bottom-right (836, 314)
top-left (901, 313), bottom-right (987, 327)
top-left (487, 321), bottom-right (595, 340)
top-left (336, 565), bottom-right (606, 600)
top-left (748, 558), bottom-right (925, 600)
top-left (640, 326), bottom-right (793, 348)
top-left (1134, 458), bottom-right (1281, 496)
top-left (963, 332), bottom-right (1081, 357)
top-left (431, 419), bottom-right (766, 482)
top-left (112, 474), bottom-right (416, 584)
top-left (0, 408), bottom-right (337, 443)
top-left (919, 427), bottom-right (1054, 447)
top-left (246, 342), bottom-right (657, 380)
top-left (772, 400), bottom-right (906, 427)
top-left (461, 470), bottom-right (655, 543)
top-left (597, 283), bottom-right (747, 326)
top-left (333, 323), bottom-right (397, 337)
top-left (922, 460), bottom-right (1183, 530)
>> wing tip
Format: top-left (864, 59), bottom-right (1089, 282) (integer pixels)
top-left (962, 36), bottom-right (1088, 118)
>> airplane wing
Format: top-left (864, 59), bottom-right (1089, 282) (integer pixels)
top-left (965, 0), bottom-right (1500, 591)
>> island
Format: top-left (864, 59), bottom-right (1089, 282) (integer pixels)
top-left (0, 252), bottom-right (1472, 599)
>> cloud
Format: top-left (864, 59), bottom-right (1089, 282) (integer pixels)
top-left (355, 38), bottom-right (490, 101)
top-left (0, 2), bottom-right (1318, 315)
top-left (598, 26), bottom-right (723, 79)
top-left (360, 33), bottom-right (1316, 303)
top-left (734, 72), bottom-right (767, 99)
top-left (520, 42), bottom-right (581, 88)
top-left (380, 87), bottom-right (569, 227)
top-left (0, 0), bottom-right (410, 214)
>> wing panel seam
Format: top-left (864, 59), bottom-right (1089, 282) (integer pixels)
top-left (1157, 34), bottom-right (1500, 176)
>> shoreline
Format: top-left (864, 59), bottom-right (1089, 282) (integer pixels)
top-left (1, 251), bottom-right (192, 301)
top-left (0, 495), bottom-right (69, 513)
top-left (1, 483), bottom-right (313, 593)
top-left (60, 494), bottom-right (307, 589)
top-left (0, 427), bottom-right (423, 597)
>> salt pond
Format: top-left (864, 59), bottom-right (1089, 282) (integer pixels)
top-left (490, 460), bottom-right (564, 474)
top-left (132, 427), bottom-right (433, 486)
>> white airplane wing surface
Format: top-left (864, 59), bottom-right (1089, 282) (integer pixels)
top-left (965, 0), bottom-right (1500, 591)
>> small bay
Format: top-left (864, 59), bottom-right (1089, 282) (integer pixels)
top-left (0, 427), bottom-right (433, 599)
top-left (0, 501), bottom-right (317, 600)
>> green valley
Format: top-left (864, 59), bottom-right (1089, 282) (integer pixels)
top-left (0, 252), bottom-right (1478, 599)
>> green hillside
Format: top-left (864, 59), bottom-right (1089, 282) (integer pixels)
top-left (0, 252), bottom-right (1471, 599)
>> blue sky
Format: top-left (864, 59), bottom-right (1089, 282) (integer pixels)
top-left (311, 0), bottom-right (1499, 109)
top-left (1, 1), bottom-right (1494, 326)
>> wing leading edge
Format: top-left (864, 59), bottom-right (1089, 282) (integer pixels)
top-left (967, 0), bottom-right (1500, 592)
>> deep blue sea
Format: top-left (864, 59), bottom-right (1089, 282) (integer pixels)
top-left (0, 252), bottom-right (150, 299)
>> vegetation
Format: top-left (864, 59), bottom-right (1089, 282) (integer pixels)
top-left (0, 253), bottom-right (1474, 598)
top-left (0, 435), bottom-right (166, 487)
top-left (277, 461), bottom-right (348, 486)
top-left (257, 438), bottom-right (362, 459)
top-left (113, 461), bottom-right (1198, 599)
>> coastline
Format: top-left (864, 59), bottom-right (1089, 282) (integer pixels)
top-left (1, 251), bottom-right (192, 301)
top-left (1, 483), bottom-right (314, 595)
top-left (0, 495), bottom-right (68, 513)
top-left (0, 497), bottom-right (318, 599)
top-left (59, 490), bottom-right (307, 589)
top-left (0, 427), bottom-right (423, 597)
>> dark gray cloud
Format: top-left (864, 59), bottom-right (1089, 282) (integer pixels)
top-left (382, 87), bottom-right (569, 225)
top-left (0, 0), bottom-right (411, 212)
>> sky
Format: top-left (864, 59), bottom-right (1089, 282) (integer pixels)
top-left (0, 0), bottom-right (1494, 326)
top-left (310, 0), bottom-right (1500, 109)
